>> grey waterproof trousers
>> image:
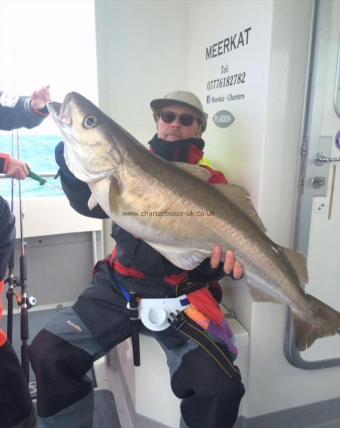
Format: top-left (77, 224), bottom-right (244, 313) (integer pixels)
top-left (29, 261), bottom-right (244, 428)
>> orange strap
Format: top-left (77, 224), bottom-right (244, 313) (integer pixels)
top-left (187, 288), bottom-right (225, 326)
top-left (185, 306), bottom-right (210, 330)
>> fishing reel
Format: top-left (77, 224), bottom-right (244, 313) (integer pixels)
top-left (5, 275), bottom-right (37, 309)
top-left (16, 294), bottom-right (37, 309)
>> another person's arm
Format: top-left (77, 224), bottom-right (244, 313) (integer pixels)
top-left (0, 86), bottom-right (50, 131)
top-left (0, 154), bottom-right (29, 180)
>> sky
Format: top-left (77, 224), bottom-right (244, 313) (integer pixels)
top-left (0, 0), bottom-right (98, 134)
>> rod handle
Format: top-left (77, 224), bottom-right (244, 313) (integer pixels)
top-left (28, 170), bottom-right (46, 185)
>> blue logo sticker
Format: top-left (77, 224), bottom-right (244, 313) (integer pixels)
top-left (212, 110), bottom-right (235, 128)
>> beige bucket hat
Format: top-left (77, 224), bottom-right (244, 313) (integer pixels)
top-left (150, 90), bottom-right (208, 131)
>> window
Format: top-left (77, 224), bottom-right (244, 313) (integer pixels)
top-left (0, 0), bottom-right (98, 197)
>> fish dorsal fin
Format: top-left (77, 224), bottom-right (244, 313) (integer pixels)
top-left (172, 162), bottom-right (212, 182)
top-left (280, 246), bottom-right (308, 289)
top-left (173, 163), bottom-right (266, 233)
top-left (214, 183), bottom-right (267, 233)
top-left (247, 284), bottom-right (281, 303)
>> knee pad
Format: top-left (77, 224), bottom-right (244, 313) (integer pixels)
top-left (29, 329), bottom-right (94, 417)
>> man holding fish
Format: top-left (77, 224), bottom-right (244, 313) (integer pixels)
top-left (30, 90), bottom-right (246, 428)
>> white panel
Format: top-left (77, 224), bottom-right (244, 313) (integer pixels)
top-left (186, 0), bottom-right (273, 208)
top-left (95, 0), bottom-right (190, 146)
top-left (13, 197), bottom-right (102, 237)
top-left (135, 335), bottom-right (181, 427)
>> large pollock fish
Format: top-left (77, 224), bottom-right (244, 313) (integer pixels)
top-left (48, 92), bottom-right (340, 351)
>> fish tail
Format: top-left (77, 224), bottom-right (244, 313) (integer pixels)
top-left (293, 294), bottom-right (340, 351)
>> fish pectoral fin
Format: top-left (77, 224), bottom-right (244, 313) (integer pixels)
top-left (147, 241), bottom-right (210, 270)
top-left (172, 162), bottom-right (212, 182)
top-left (247, 284), bottom-right (281, 303)
top-left (88, 194), bottom-right (98, 210)
top-left (214, 184), bottom-right (267, 233)
top-left (280, 246), bottom-right (308, 288)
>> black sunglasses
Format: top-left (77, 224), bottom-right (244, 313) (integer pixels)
top-left (159, 110), bottom-right (201, 127)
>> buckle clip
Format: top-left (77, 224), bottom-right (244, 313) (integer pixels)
top-left (168, 311), bottom-right (187, 331)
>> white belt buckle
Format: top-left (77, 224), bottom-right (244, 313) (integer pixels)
top-left (140, 295), bottom-right (189, 331)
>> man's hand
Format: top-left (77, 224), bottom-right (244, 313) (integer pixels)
top-left (30, 85), bottom-right (50, 111)
top-left (5, 157), bottom-right (29, 180)
top-left (210, 246), bottom-right (244, 279)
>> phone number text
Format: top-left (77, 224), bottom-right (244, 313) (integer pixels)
top-left (207, 72), bottom-right (246, 91)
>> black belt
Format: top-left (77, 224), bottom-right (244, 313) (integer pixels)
top-left (169, 280), bottom-right (207, 298)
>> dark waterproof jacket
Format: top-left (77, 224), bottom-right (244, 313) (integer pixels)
top-left (55, 139), bottom-right (228, 299)
top-left (0, 93), bottom-right (48, 131)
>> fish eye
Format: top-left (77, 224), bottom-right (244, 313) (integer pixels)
top-left (83, 115), bottom-right (98, 129)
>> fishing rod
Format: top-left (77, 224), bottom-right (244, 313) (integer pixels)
top-left (3, 130), bottom-right (37, 380)
top-left (5, 234), bottom-right (15, 343)
top-left (3, 169), bottom-right (57, 343)
top-left (14, 128), bottom-right (30, 380)
top-left (2, 134), bottom-right (60, 365)
top-left (5, 131), bottom-right (16, 343)
top-left (0, 171), bottom-right (62, 189)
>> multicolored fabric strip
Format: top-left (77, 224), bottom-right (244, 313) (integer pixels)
top-left (185, 288), bottom-right (238, 360)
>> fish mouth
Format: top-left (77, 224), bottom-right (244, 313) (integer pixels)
top-left (47, 101), bottom-right (61, 117)
top-left (48, 100), bottom-right (72, 127)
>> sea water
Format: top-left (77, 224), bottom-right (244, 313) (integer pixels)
top-left (0, 134), bottom-right (64, 198)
